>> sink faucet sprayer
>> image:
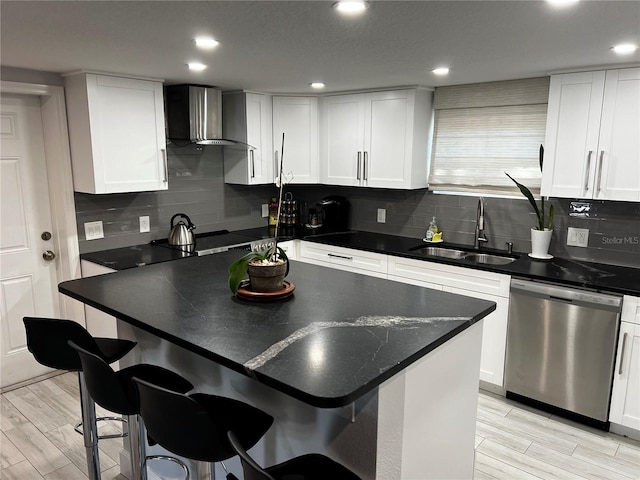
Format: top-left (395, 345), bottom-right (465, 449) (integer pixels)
top-left (475, 197), bottom-right (488, 249)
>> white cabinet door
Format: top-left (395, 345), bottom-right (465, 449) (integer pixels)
top-left (321, 94), bottom-right (365, 186)
top-left (272, 96), bottom-right (319, 184)
top-left (542, 68), bottom-right (640, 201)
top-left (223, 92), bottom-right (273, 185)
top-left (442, 285), bottom-right (509, 388)
top-left (387, 255), bottom-right (510, 389)
top-left (320, 89), bottom-right (431, 189)
top-left (596, 68), bottom-right (640, 201)
top-left (610, 296), bottom-right (640, 431)
top-left (64, 73), bottom-right (168, 194)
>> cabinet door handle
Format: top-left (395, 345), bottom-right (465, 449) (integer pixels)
top-left (357, 152), bottom-right (362, 180)
top-left (250, 150), bottom-right (255, 179)
top-left (161, 149), bottom-right (168, 183)
top-left (618, 332), bottom-right (628, 375)
top-left (363, 151), bottom-right (368, 181)
top-left (596, 150), bottom-right (605, 193)
top-left (583, 150), bottom-right (593, 192)
top-left (274, 151), bottom-right (279, 179)
top-left (328, 253), bottom-right (353, 260)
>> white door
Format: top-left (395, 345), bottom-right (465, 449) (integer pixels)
top-left (1, 93), bottom-right (60, 388)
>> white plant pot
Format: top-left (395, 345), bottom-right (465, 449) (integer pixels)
top-left (531, 228), bottom-right (553, 257)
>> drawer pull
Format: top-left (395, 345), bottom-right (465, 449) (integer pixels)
top-left (328, 253), bottom-right (353, 260)
top-left (618, 332), bottom-right (628, 375)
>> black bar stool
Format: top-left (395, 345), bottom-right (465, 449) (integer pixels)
top-left (227, 430), bottom-right (362, 480)
top-left (68, 340), bottom-right (195, 480)
top-left (23, 317), bottom-right (137, 480)
top-left (132, 376), bottom-right (274, 480)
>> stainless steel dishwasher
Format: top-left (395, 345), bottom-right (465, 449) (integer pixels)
top-left (504, 278), bottom-right (622, 430)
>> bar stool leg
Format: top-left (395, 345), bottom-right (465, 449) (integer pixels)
top-left (129, 413), bottom-right (148, 480)
top-left (78, 372), bottom-right (101, 480)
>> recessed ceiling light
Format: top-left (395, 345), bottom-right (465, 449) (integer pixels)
top-left (333, 1), bottom-right (367, 15)
top-left (545, 0), bottom-right (580, 7)
top-left (187, 62), bottom-right (207, 72)
top-left (194, 37), bottom-right (219, 49)
top-left (432, 67), bottom-right (450, 76)
top-left (310, 82), bottom-right (326, 89)
top-left (612, 43), bottom-right (639, 55)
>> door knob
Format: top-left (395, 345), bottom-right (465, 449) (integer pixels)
top-left (42, 250), bottom-right (56, 261)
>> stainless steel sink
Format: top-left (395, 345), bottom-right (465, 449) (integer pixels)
top-left (413, 247), bottom-right (468, 259)
top-left (462, 253), bottom-right (517, 265)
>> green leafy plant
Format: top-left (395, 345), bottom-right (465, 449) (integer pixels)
top-left (505, 145), bottom-right (554, 231)
top-left (228, 132), bottom-right (289, 293)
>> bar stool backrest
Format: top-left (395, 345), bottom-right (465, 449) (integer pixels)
top-left (227, 430), bottom-right (275, 480)
top-left (68, 340), bottom-right (139, 415)
top-left (132, 377), bottom-right (274, 463)
top-left (24, 317), bottom-right (101, 371)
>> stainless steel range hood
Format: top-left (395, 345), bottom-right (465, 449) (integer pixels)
top-left (165, 84), bottom-right (248, 147)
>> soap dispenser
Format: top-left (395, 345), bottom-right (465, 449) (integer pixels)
top-left (426, 216), bottom-right (438, 241)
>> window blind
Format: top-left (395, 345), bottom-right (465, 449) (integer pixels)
top-left (429, 77), bottom-right (550, 196)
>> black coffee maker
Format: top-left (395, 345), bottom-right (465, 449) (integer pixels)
top-left (319, 195), bottom-right (350, 232)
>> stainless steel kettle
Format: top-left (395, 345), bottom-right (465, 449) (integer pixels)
top-left (168, 213), bottom-right (196, 249)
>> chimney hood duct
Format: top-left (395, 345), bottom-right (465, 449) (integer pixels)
top-left (165, 84), bottom-right (249, 147)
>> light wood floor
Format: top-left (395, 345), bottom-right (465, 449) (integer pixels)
top-left (1, 372), bottom-right (639, 479)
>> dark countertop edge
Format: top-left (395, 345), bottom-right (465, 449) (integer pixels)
top-left (59, 277), bottom-right (495, 409)
top-left (301, 235), bottom-right (640, 297)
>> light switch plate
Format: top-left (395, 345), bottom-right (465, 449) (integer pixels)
top-left (261, 204), bottom-right (269, 218)
top-left (139, 216), bottom-right (150, 233)
top-left (567, 227), bottom-right (589, 247)
top-left (84, 221), bottom-right (104, 240)
top-left (377, 208), bottom-right (386, 223)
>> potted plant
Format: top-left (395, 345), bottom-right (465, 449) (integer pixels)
top-left (228, 134), bottom-right (290, 294)
top-left (505, 145), bottom-right (555, 257)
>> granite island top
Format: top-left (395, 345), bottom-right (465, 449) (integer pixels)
top-left (60, 250), bottom-right (495, 408)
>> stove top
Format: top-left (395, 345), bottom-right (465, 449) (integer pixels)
top-left (151, 230), bottom-right (274, 256)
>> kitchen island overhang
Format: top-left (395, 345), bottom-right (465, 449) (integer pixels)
top-left (59, 251), bottom-right (495, 479)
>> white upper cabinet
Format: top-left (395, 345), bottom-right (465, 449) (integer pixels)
top-left (320, 88), bottom-right (432, 189)
top-left (542, 68), bottom-right (640, 201)
top-left (64, 72), bottom-right (168, 194)
top-left (223, 91), bottom-right (273, 185)
top-left (272, 96), bottom-right (319, 184)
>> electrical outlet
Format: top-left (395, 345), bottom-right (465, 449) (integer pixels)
top-left (567, 227), bottom-right (589, 247)
top-left (84, 221), bottom-right (104, 240)
top-left (377, 208), bottom-right (386, 223)
top-left (139, 216), bottom-right (150, 233)
top-left (261, 204), bottom-right (269, 218)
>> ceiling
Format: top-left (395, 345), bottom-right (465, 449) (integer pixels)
top-left (2, 1), bottom-right (639, 94)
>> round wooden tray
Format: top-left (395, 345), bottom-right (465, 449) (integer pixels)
top-left (236, 280), bottom-right (296, 302)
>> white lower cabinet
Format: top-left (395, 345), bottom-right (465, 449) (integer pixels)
top-left (610, 295), bottom-right (640, 434)
top-left (297, 241), bottom-right (388, 278)
top-left (388, 256), bottom-right (510, 389)
top-left (80, 260), bottom-right (118, 338)
top-left (277, 240), bottom-right (297, 261)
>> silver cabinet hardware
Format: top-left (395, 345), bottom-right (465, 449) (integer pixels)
top-left (162, 149), bottom-right (168, 183)
top-left (356, 152), bottom-right (362, 181)
top-left (619, 332), bottom-right (628, 374)
top-left (327, 253), bottom-right (353, 260)
top-left (584, 150), bottom-right (593, 191)
top-left (363, 151), bottom-right (368, 181)
top-left (596, 150), bottom-right (605, 193)
top-left (250, 150), bottom-right (255, 178)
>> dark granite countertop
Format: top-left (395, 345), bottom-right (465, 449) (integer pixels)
top-left (59, 250), bottom-right (495, 408)
top-left (80, 244), bottom-right (192, 270)
top-left (302, 231), bottom-right (640, 297)
top-left (80, 227), bottom-right (640, 296)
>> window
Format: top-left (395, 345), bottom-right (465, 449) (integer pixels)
top-left (428, 77), bottom-right (550, 196)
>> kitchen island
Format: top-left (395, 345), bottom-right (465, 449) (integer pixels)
top-left (60, 251), bottom-right (495, 479)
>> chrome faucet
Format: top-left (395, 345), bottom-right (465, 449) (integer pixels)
top-left (475, 197), bottom-right (488, 249)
